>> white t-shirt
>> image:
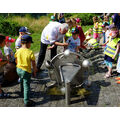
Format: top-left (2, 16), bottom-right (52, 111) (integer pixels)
top-left (4, 46), bottom-right (15, 62)
top-left (105, 30), bottom-right (111, 43)
top-left (41, 21), bottom-right (65, 45)
top-left (15, 38), bottom-right (21, 49)
top-left (66, 36), bottom-right (80, 52)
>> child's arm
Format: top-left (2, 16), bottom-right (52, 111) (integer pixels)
top-left (112, 43), bottom-right (120, 59)
top-left (76, 46), bottom-right (79, 53)
top-left (54, 42), bottom-right (68, 46)
top-left (31, 60), bottom-right (37, 77)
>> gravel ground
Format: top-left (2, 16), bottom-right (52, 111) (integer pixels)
top-left (0, 46), bottom-right (120, 107)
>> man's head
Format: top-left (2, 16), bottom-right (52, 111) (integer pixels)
top-left (59, 23), bottom-right (69, 34)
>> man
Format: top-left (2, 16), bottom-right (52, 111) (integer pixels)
top-left (37, 21), bottom-right (69, 71)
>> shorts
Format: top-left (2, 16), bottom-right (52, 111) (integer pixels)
top-left (104, 60), bottom-right (113, 68)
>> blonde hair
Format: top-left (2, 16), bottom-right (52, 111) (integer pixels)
top-left (71, 18), bottom-right (76, 24)
top-left (93, 16), bottom-right (99, 23)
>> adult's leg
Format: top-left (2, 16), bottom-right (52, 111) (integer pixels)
top-left (37, 42), bottom-right (48, 70)
top-left (50, 45), bottom-right (57, 59)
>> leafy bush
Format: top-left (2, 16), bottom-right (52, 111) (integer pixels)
top-left (0, 16), bottom-right (21, 36)
top-left (65, 13), bottom-right (101, 26)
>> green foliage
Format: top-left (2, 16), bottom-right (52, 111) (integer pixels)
top-left (65, 13), bottom-right (101, 26)
top-left (0, 16), bottom-right (21, 36)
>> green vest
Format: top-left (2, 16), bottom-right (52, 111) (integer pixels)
top-left (98, 22), bottom-right (103, 34)
top-left (104, 38), bottom-right (120, 58)
top-left (88, 39), bottom-right (99, 48)
top-left (93, 22), bottom-right (98, 33)
top-left (65, 29), bottom-right (72, 39)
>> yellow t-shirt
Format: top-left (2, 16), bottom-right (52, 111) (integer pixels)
top-left (15, 48), bottom-right (35, 73)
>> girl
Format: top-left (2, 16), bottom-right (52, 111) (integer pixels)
top-left (104, 24), bottom-right (120, 78)
top-left (76, 18), bottom-right (86, 49)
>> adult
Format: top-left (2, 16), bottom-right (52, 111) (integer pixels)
top-left (58, 13), bottom-right (65, 23)
top-left (37, 21), bottom-right (68, 71)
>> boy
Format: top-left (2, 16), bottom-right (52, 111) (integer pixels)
top-left (15, 26), bottom-right (31, 50)
top-left (0, 34), bottom-right (9, 98)
top-left (66, 28), bottom-right (80, 53)
top-left (4, 36), bottom-right (15, 63)
top-left (15, 35), bottom-right (37, 106)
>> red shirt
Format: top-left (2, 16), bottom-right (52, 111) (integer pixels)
top-left (76, 25), bottom-right (86, 49)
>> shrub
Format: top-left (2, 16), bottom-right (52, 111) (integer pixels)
top-left (65, 13), bottom-right (101, 26)
top-left (0, 16), bottom-right (20, 36)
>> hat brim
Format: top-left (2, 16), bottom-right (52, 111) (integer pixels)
top-left (25, 32), bottom-right (31, 35)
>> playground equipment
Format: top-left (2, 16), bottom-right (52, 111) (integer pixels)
top-left (45, 49), bottom-right (92, 105)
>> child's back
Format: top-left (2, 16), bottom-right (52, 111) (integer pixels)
top-left (15, 48), bottom-right (35, 73)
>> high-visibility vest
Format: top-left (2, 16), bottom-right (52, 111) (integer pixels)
top-left (88, 39), bottom-right (99, 48)
top-left (65, 29), bottom-right (72, 39)
top-left (93, 22), bottom-right (98, 33)
top-left (98, 22), bottom-right (103, 34)
top-left (104, 38), bottom-right (120, 58)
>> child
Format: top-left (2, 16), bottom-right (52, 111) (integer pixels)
top-left (104, 24), bottom-right (120, 78)
top-left (93, 16), bottom-right (99, 40)
top-left (4, 36), bottom-right (15, 64)
top-left (102, 16), bottom-right (110, 43)
top-left (15, 26), bottom-right (31, 50)
top-left (102, 25), bottom-right (111, 51)
top-left (84, 28), bottom-right (93, 38)
top-left (64, 18), bottom-right (73, 42)
top-left (84, 37), bottom-right (99, 50)
top-left (15, 35), bottom-right (37, 107)
top-left (76, 18), bottom-right (86, 49)
top-left (65, 28), bottom-right (80, 53)
top-left (0, 34), bottom-right (9, 98)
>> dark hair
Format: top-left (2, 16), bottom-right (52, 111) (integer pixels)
top-left (0, 34), bottom-right (5, 44)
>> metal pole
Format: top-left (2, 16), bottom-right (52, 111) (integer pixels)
top-left (65, 82), bottom-right (70, 105)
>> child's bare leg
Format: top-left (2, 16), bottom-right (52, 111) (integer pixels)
top-left (108, 67), bottom-right (112, 75)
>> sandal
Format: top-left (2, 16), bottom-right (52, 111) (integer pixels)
top-left (0, 90), bottom-right (10, 98)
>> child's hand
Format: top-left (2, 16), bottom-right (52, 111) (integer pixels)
top-left (47, 45), bottom-right (55, 50)
top-left (47, 46), bottom-right (53, 50)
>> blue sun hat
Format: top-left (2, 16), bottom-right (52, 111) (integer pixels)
top-left (19, 27), bottom-right (31, 34)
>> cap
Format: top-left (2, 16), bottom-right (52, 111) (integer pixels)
top-left (21, 35), bottom-right (33, 43)
top-left (51, 15), bottom-right (55, 20)
top-left (5, 36), bottom-right (15, 43)
top-left (19, 27), bottom-right (31, 34)
top-left (71, 28), bottom-right (79, 34)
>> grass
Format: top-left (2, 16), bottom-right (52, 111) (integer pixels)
top-left (10, 16), bottom-right (49, 34)
top-left (5, 15), bottom-right (93, 54)
top-left (9, 25), bottom-right (93, 54)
